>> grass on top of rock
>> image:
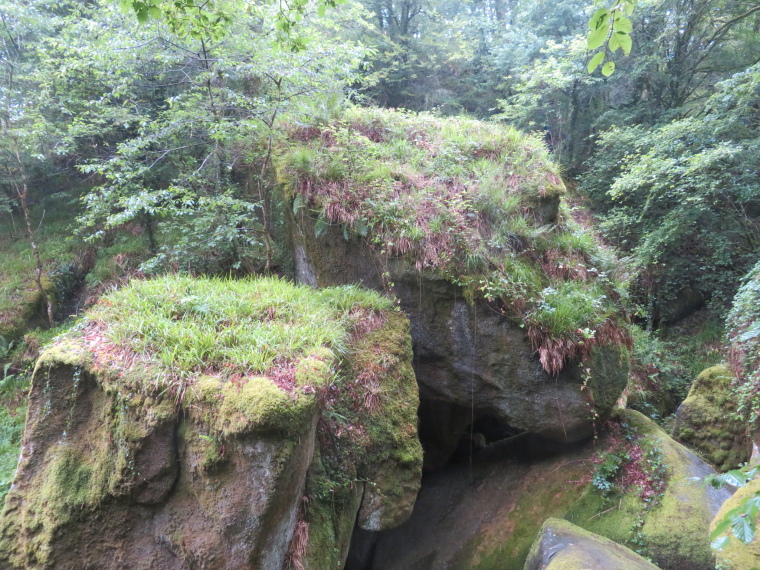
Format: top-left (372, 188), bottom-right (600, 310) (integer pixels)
top-left (48, 274), bottom-right (395, 395)
top-left (276, 107), bottom-right (630, 375)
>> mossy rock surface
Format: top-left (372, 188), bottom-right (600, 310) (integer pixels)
top-left (671, 365), bottom-right (750, 471)
top-left (710, 478), bottom-right (760, 570)
top-left (0, 276), bottom-right (422, 569)
top-left (524, 518), bottom-right (659, 570)
top-left (358, 409), bottom-right (732, 570)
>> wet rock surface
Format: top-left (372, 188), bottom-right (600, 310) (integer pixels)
top-left (290, 214), bottom-right (629, 459)
top-left (346, 410), bottom-right (733, 570)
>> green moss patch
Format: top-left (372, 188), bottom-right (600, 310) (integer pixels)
top-left (672, 365), bottom-right (750, 471)
top-left (277, 107), bottom-right (630, 375)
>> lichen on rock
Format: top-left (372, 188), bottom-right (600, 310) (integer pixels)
top-left (0, 275), bottom-right (422, 569)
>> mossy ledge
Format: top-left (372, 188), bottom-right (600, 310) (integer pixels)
top-left (0, 275), bottom-right (422, 569)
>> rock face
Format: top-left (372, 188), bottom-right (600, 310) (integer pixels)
top-left (290, 215), bottom-right (629, 457)
top-left (347, 409), bottom-right (733, 570)
top-left (279, 109), bottom-right (631, 463)
top-left (0, 276), bottom-right (422, 569)
top-left (524, 518), bottom-right (660, 570)
top-left (672, 365), bottom-right (751, 471)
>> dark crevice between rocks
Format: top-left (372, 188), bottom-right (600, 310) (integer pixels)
top-left (417, 395), bottom-right (526, 471)
top-left (345, 396), bottom-right (530, 570)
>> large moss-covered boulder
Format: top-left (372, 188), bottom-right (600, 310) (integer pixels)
top-left (351, 409), bottom-right (732, 570)
top-left (524, 518), bottom-right (659, 570)
top-left (0, 276), bottom-right (422, 569)
top-left (710, 478), bottom-right (760, 570)
top-left (278, 108), bottom-right (630, 454)
top-left (671, 365), bottom-right (751, 471)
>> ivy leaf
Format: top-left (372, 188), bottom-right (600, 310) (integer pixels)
top-left (588, 52), bottom-right (605, 73)
top-left (602, 61), bottom-right (616, 76)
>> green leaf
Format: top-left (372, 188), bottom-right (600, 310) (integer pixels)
top-left (723, 470), bottom-right (749, 487)
top-left (136, 7), bottom-right (149, 23)
top-left (588, 52), bottom-right (605, 73)
top-left (588, 26), bottom-right (609, 50)
top-left (617, 32), bottom-right (633, 55)
top-left (317, 4), bottom-right (326, 17)
top-left (588, 8), bottom-right (608, 30)
top-left (601, 61), bottom-right (616, 76)
top-left (613, 16), bottom-right (633, 33)
top-left (731, 514), bottom-right (755, 544)
top-left (711, 515), bottom-right (734, 541)
top-left (355, 218), bottom-right (369, 237)
top-left (315, 216), bottom-right (328, 237)
top-left (711, 535), bottom-right (730, 551)
top-left (609, 33), bottom-right (621, 52)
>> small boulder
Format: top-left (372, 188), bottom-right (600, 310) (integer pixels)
top-left (524, 518), bottom-right (660, 570)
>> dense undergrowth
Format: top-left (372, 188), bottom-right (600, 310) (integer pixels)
top-left (727, 260), bottom-right (760, 429)
top-left (277, 107), bottom-right (631, 375)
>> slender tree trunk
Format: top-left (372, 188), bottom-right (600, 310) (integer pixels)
top-left (12, 138), bottom-right (53, 326)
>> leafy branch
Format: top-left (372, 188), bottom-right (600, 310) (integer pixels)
top-left (586, 0), bottom-right (635, 76)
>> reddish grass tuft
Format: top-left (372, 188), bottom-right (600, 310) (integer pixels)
top-left (286, 499), bottom-right (310, 570)
top-left (528, 318), bottom-right (632, 377)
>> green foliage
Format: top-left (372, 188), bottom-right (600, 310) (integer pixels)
top-left (581, 64), bottom-right (760, 324)
top-left (586, 0), bottom-right (635, 75)
top-left (117, 0), bottom-right (348, 50)
top-left (727, 260), bottom-right (760, 428)
top-left (706, 463), bottom-right (760, 549)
